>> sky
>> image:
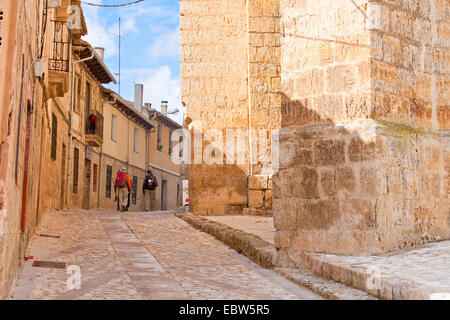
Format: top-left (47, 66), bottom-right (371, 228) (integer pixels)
top-left (81, 0), bottom-right (182, 124)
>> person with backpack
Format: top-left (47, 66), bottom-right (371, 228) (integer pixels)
top-left (114, 167), bottom-right (132, 212)
top-left (142, 170), bottom-right (158, 211)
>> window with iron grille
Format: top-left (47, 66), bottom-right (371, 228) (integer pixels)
top-left (106, 165), bottom-right (112, 198)
top-left (51, 113), bottom-right (57, 160)
top-left (73, 148), bottom-right (79, 193)
top-left (132, 176), bottom-right (137, 205)
top-left (49, 20), bottom-right (70, 72)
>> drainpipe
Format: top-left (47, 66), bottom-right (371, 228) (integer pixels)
top-left (66, 48), bottom-right (95, 206)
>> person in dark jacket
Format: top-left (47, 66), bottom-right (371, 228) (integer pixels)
top-left (142, 170), bottom-right (158, 211)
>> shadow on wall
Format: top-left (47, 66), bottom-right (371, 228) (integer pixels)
top-left (273, 92), bottom-right (449, 256)
top-left (184, 117), bottom-right (249, 216)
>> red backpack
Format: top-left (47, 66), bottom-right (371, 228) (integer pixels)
top-left (116, 171), bottom-right (127, 188)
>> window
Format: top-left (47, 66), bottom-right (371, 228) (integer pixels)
top-left (85, 81), bottom-right (91, 111)
top-left (111, 114), bottom-right (117, 142)
top-left (132, 176), bottom-right (137, 205)
top-left (105, 165), bottom-right (112, 198)
top-left (51, 113), bottom-right (57, 160)
top-left (75, 76), bottom-right (81, 112)
top-left (93, 163), bottom-right (98, 193)
top-left (73, 147), bottom-right (79, 193)
top-left (157, 124), bottom-right (162, 151)
top-left (168, 129), bottom-right (173, 156)
top-left (134, 128), bottom-right (139, 153)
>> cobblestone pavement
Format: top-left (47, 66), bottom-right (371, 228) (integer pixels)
top-left (11, 210), bottom-right (322, 300)
top-left (203, 215), bottom-right (450, 299)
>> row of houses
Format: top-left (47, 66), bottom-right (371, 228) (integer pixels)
top-left (0, 0), bottom-right (182, 298)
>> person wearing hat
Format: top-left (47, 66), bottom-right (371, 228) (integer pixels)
top-left (114, 167), bottom-right (132, 212)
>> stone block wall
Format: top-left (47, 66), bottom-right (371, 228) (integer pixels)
top-left (181, 0), bottom-right (252, 215)
top-left (181, 0), bottom-right (281, 216)
top-left (181, 0), bottom-right (449, 253)
top-left (0, 0), bottom-right (42, 298)
top-left (366, 0), bottom-right (449, 131)
top-left (244, 175), bottom-right (273, 215)
top-left (274, 0), bottom-right (449, 255)
top-left (275, 122), bottom-right (448, 255)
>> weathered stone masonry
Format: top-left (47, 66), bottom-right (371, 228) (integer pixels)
top-left (180, 0), bottom-right (449, 255)
top-left (181, 0), bottom-right (281, 216)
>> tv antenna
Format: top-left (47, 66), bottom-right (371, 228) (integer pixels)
top-left (113, 17), bottom-right (121, 95)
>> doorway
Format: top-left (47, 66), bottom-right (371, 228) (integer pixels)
top-left (161, 180), bottom-right (167, 211)
top-left (82, 159), bottom-right (91, 209)
top-left (59, 143), bottom-right (66, 209)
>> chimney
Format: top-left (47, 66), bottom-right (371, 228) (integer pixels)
top-left (161, 101), bottom-right (168, 116)
top-left (94, 47), bottom-right (104, 61)
top-left (143, 103), bottom-right (152, 118)
top-left (134, 84), bottom-right (144, 112)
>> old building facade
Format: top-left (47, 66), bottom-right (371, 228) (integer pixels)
top-left (180, 0), bottom-right (449, 256)
top-left (100, 89), bottom-right (153, 211)
top-left (0, 0), bottom-right (115, 298)
top-left (146, 104), bottom-right (184, 211)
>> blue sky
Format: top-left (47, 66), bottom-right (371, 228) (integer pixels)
top-left (81, 0), bottom-right (182, 123)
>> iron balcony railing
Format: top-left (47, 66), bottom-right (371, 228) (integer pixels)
top-left (49, 20), bottom-right (70, 72)
top-left (85, 111), bottom-right (104, 141)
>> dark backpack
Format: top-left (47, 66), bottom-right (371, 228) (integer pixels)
top-left (144, 174), bottom-right (157, 190)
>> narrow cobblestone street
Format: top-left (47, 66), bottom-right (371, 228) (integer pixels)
top-left (11, 210), bottom-right (322, 300)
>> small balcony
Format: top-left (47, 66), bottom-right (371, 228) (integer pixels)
top-left (47, 20), bottom-right (70, 98)
top-left (85, 112), bottom-right (103, 147)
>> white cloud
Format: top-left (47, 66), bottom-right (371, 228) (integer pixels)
top-left (81, 6), bottom-right (118, 58)
top-left (147, 27), bottom-right (180, 61)
top-left (121, 66), bottom-right (182, 124)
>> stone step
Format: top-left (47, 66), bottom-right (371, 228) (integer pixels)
top-left (294, 252), bottom-right (446, 300)
top-left (175, 213), bottom-right (376, 300)
top-left (275, 268), bottom-right (376, 300)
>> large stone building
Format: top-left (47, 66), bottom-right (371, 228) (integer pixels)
top-left (145, 101), bottom-right (184, 211)
top-left (180, 0), bottom-right (449, 256)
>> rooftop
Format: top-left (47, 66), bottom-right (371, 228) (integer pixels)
top-left (72, 39), bottom-right (117, 85)
top-left (102, 89), bottom-right (154, 131)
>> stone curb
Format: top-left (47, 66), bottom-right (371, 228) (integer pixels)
top-left (299, 254), bottom-right (435, 300)
top-left (175, 213), bottom-right (278, 268)
top-left (175, 213), bottom-right (376, 300)
top-left (275, 268), bottom-right (377, 300)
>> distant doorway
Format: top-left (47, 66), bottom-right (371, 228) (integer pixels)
top-left (82, 159), bottom-right (91, 209)
top-left (161, 180), bottom-right (167, 211)
top-left (59, 143), bottom-right (66, 209)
